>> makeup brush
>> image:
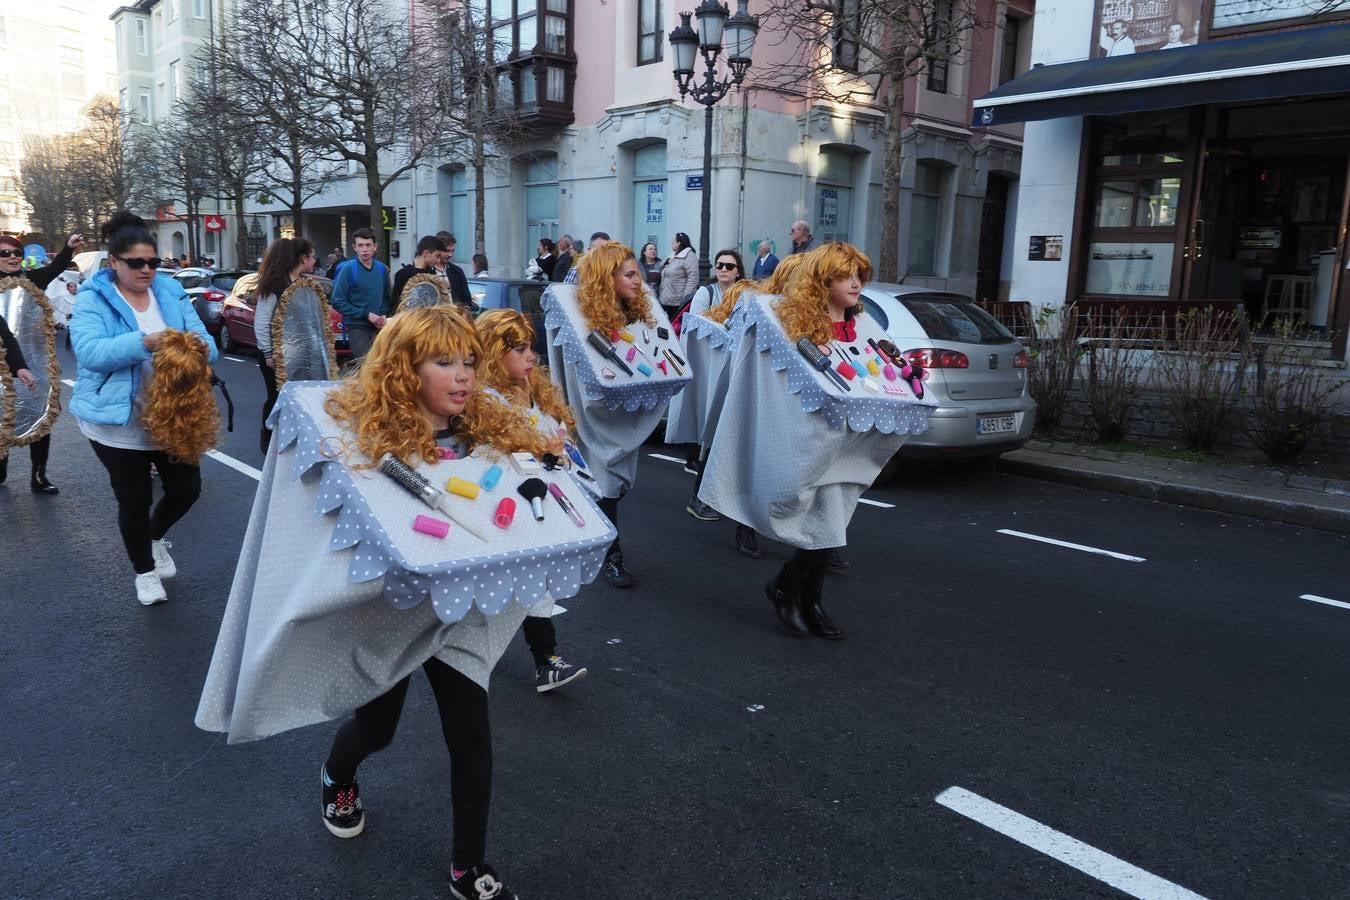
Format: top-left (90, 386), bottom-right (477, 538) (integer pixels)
top-left (516, 477), bottom-right (548, 521)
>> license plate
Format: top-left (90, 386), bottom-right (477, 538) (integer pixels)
top-left (977, 414), bottom-right (1016, 435)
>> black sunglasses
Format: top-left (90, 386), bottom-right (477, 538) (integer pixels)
top-left (714, 261), bottom-right (739, 271)
top-left (0, 249), bottom-right (22, 259)
top-left (116, 255), bottom-right (163, 270)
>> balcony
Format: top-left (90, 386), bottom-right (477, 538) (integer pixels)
top-left (491, 0), bottom-right (575, 129)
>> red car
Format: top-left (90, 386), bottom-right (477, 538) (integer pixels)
top-left (219, 273), bottom-right (350, 358)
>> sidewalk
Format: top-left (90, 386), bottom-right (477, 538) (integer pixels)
top-left (997, 440), bottom-right (1350, 535)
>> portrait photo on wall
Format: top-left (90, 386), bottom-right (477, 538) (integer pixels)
top-left (1094, 0), bottom-right (1204, 57)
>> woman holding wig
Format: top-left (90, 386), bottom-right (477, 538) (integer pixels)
top-left (69, 210), bottom-right (216, 606)
top-left (475, 307), bottom-right (589, 693)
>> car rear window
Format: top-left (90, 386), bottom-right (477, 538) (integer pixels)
top-left (898, 295), bottom-right (1015, 345)
top-left (212, 274), bottom-right (243, 292)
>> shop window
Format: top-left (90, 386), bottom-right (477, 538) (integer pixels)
top-left (815, 148), bottom-right (855, 244)
top-left (631, 144), bottom-right (667, 249)
top-left (637, 0), bottom-right (662, 66)
top-left (908, 162), bottom-right (945, 276)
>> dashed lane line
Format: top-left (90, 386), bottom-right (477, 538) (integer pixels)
top-left (1300, 593), bottom-right (1350, 611)
top-left (858, 497), bottom-right (896, 508)
top-left (204, 450), bottom-right (261, 481)
top-left (647, 452), bottom-right (687, 465)
top-left (936, 787), bottom-right (1209, 900)
top-left (223, 355), bottom-right (249, 363)
top-left (997, 528), bottom-right (1145, 563)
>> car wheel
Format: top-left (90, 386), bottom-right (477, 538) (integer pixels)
top-left (218, 325), bottom-right (232, 353)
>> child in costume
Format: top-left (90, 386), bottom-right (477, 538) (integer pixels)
top-left (475, 307), bottom-right (589, 693)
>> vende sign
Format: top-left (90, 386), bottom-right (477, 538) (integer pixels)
top-left (204, 215), bottom-right (226, 232)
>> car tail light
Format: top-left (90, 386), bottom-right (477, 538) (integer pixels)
top-left (904, 348), bottom-right (968, 369)
top-left (203, 290), bottom-right (225, 302)
top-left (1013, 349), bottom-right (1029, 368)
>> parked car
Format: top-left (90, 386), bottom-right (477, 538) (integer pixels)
top-left (173, 267), bottom-right (252, 343)
top-left (218, 273), bottom-right (350, 359)
top-left (466, 277), bottom-right (547, 356)
top-left (860, 283), bottom-right (1036, 459)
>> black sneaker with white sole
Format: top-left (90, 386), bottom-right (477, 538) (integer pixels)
top-left (535, 655), bottom-right (587, 693)
top-left (321, 769), bottom-right (365, 838)
top-left (449, 863), bottom-right (518, 900)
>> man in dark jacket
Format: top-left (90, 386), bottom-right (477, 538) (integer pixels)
top-left (392, 235), bottom-right (447, 305)
top-left (434, 231), bottom-right (473, 307)
top-left (552, 234), bottom-right (575, 282)
top-left (790, 220), bottom-right (815, 254)
top-left (0, 230), bottom-right (85, 494)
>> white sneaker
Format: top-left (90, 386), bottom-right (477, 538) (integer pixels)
top-left (151, 539), bottom-right (176, 579)
top-left (135, 572), bottom-right (168, 606)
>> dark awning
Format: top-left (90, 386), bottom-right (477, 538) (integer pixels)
top-left (973, 23), bottom-right (1350, 127)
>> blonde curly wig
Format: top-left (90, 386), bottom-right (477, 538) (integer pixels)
top-left (474, 308), bottom-right (576, 433)
top-left (325, 306), bottom-right (551, 469)
top-left (706, 253), bottom-right (808, 324)
top-left (775, 242), bottom-right (872, 345)
top-left (575, 241), bottom-right (656, 336)
top-left (143, 330), bottom-right (220, 464)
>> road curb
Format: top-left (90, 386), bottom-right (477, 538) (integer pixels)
top-left (997, 455), bottom-right (1350, 535)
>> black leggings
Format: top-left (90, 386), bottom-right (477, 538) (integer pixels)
top-left (522, 615), bottom-right (557, 667)
top-left (598, 495), bottom-right (622, 558)
top-left (89, 441), bottom-right (202, 574)
top-left (325, 657), bottom-right (492, 870)
top-left (784, 547), bottom-right (832, 580)
top-left (257, 355), bottom-right (279, 456)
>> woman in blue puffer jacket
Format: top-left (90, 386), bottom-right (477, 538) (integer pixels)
top-left (69, 210), bottom-right (217, 607)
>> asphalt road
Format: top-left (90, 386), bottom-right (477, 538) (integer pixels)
top-left (3, 343), bottom-right (1349, 900)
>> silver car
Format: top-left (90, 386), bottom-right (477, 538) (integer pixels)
top-left (860, 283), bottom-right (1036, 459)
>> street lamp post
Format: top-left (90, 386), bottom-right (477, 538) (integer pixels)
top-left (669, 0), bottom-right (758, 283)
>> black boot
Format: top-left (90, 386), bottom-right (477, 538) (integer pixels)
top-left (30, 465), bottom-right (58, 495)
top-left (735, 524), bottom-right (762, 559)
top-left (827, 547), bottom-right (849, 572)
top-left (764, 569), bottom-right (809, 637)
top-left (602, 547), bottom-right (633, 589)
top-left (801, 562), bottom-right (843, 640)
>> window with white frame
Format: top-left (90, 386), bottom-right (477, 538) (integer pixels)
top-left (192, 0), bottom-right (205, 19)
top-left (637, 0), bottom-right (662, 66)
top-left (135, 18), bottom-right (148, 55)
top-left (908, 162), bottom-right (945, 276)
top-left (138, 89), bottom-right (151, 121)
top-left (116, 20), bottom-right (124, 57)
top-left (168, 60), bottom-right (179, 104)
top-left (153, 9), bottom-right (163, 49)
top-left (156, 81), bottom-right (166, 118)
top-left (167, 0), bottom-right (178, 23)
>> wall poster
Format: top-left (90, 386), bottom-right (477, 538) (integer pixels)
top-left (1094, 0), bottom-right (1204, 57)
top-left (1085, 242), bottom-right (1175, 296)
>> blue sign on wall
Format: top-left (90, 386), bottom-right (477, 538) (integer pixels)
top-left (685, 174), bottom-right (704, 191)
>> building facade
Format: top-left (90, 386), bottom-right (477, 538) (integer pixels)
top-left (236, 0), bottom-right (1033, 298)
top-left (984, 0), bottom-right (1350, 361)
top-left (110, 0), bottom-right (243, 267)
top-left (0, 1), bottom-right (118, 236)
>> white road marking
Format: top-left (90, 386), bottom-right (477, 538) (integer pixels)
top-left (649, 450), bottom-right (894, 509)
top-left (648, 452), bottom-right (687, 464)
top-left (606, 638), bottom-right (623, 645)
top-left (204, 449), bottom-right (261, 481)
top-left (550, 604), bottom-right (567, 616)
top-left (223, 355), bottom-right (249, 363)
top-left (1300, 593), bottom-right (1350, 611)
top-left (61, 379), bottom-right (76, 387)
top-left (858, 497), bottom-right (895, 508)
top-left (935, 787), bottom-right (1209, 900)
top-left (746, 704), bottom-right (765, 713)
top-left (997, 528), bottom-right (1145, 563)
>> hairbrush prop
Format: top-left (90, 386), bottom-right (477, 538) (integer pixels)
top-left (377, 454), bottom-right (488, 542)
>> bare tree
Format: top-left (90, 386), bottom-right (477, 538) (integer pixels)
top-left (129, 116), bottom-right (214, 263)
top-left (757, 0), bottom-right (982, 280)
top-left (230, 0), bottom-right (462, 241)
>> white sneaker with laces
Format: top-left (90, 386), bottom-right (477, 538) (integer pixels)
top-left (135, 572), bottom-right (168, 606)
top-left (151, 539), bottom-right (176, 579)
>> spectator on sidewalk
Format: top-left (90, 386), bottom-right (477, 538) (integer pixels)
top-left (434, 230), bottom-right (472, 307)
top-left (329, 227), bottom-right (391, 362)
top-left (562, 232), bottom-right (611, 284)
top-left (533, 238), bottom-right (557, 281)
top-left (551, 234), bottom-right (575, 282)
top-left (658, 231), bottom-right (698, 319)
top-left (472, 253), bottom-right (490, 277)
top-left (639, 242), bottom-right (663, 291)
top-left (392, 236), bottom-right (446, 306)
top-left (752, 239), bottom-right (779, 279)
top-left (790, 220), bottom-right (814, 255)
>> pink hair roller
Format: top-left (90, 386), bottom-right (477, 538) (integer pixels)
top-left (835, 360), bottom-right (857, 380)
top-left (437, 447), bottom-right (457, 460)
top-left (413, 515), bottom-right (450, 539)
top-left (625, 346), bottom-right (638, 363)
top-left (882, 364), bottom-right (897, 382)
top-left (494, 497), bottom-right (516, 529)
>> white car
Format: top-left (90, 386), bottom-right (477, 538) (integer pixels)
top-left (860, 283), bottom-right (1036, 459)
